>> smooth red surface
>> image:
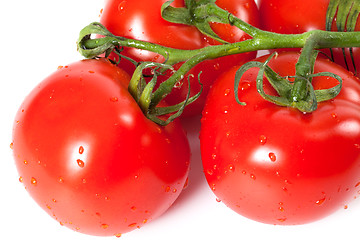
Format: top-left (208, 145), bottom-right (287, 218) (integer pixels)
top-left (200, 52), bottom-right (360, 225)
top-left (12, 58), bottom-right (190, 236)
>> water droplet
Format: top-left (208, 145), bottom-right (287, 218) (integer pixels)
top-left (79, 146), bottom-right (84, 154)
top-left (242, 170), bottom-right (247, 175)
top-left (19, 176), bottom-right (23, 183)
top-left (110, 97), bottom-right (119, 102)
top-left (213, 63), bottom-right (220, 70)
top-left (59, 177), bottom-right (64, 183)
top-left (259, 135), bottom-right (267, 145)
top-left (165, 186), bottom-right (171, 192)
top-left (211, 153), bottom-right (217, 160)
top-left (355, 182), bottom-right (360, 188)
top-left (279, 206), bottom-right (285, 212)
top-left (206, 169), bottom-right (214, 176)
top-left (10, 142), bottom-right (14, 150)
top-left (101, 224), bottom-right (109, 229)
top-left (31, 177), bottom-right (37, 186)
top-left (115, 233), bottom-right (122, 238)
top-left (216, 198), bottom-right (222, 202)
top-left (183, 178), bottom-right (189, 189)
top-left (172, 188), bottom-right (177, 193)
top-left (118, 0), bottom-right (126, 11)
top-left (269, 152), bottom-right (277, 162)
top-left (277, 218), bottom-right (287, 223)
top-left (344, 205), bottom-right (349, 209)
top-left (239, 81), bottom-right (251, 91)
top-left (77, 159), bottom-right (85, 168)
top-left (143, 219), bottom-right (148, 224)
top-left (250, 174), bottom-right (256, 180)
top-left (82, 178), bottom-right (87, 184)
top-left (228, 164), bottom-right (235, 173)
top-left (128, 223), bottom-right (137, 228)
top-left (131, 206), bottom-right (137, 211)
top-left (315, 197), bottom-right (326, 205)
top-left (23, 160), bottom-right (28, 165)
top-left (331, 113), bottom-right (337, 119)
top-left (224, 88), bottom-right (231, 96)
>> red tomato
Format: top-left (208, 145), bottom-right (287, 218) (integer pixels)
top-left (200, 52), bottom-right (360, 225)
top-left (258, 0), bottom-right (360, 77)
top-left (12, 58), bottom-right (190, 236)
top-left (100, 0), bottom-right (259, 116)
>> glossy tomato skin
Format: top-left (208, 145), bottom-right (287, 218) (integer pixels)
top-left (12, 58), bottom-right (190, 236)
top-left (100, 0), bottom-right (259, 116)
top-left (200, 52), bottom-right (360, 225)
top-left (258, 0), bottom-right (360, 77)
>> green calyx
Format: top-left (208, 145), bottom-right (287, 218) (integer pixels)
top-left (128, 62), bottom-right (203, 126)
top-left (235, 52), bottom-right (343, 113)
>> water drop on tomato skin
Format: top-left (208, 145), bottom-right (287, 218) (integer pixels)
top-left (224, 88), bottom-right (231, 96)
top-left (228, 164), bottom-right (235, 173)
top-left (239, 81), bottom-right (251, 91)
top-left (259, 135), bottom-right (267, 145)
top-left (110, 97), bottom-right (119, 102)
top-left (315, 197), bottom-right (326, 206)
top-left (128, 223), bottom-right (137, 228)
top-left (78, 146), bottom-right (84, 154)
top-left (30, 177), bottom-right (37, 186)
top-left (269, 152), bottom-right (277, 162)
top-left (101, 224), bottom-right (109, 229)
top-left (277, 218), bottom-right (287, 223)
top-left (77, 159), bottom-right (85, 168)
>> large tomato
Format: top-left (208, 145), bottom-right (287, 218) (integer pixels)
top-left (100, 0), bottom-right (259, 116)
top-left (200, 51), bottom-right (360, 225)
top-left (12, 58), bottom-right (190, 236)
top-left (258, 0), bottom-right (360, 77)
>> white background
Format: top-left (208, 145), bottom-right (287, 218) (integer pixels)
top-left (1, 0), bottom-right (360, 239)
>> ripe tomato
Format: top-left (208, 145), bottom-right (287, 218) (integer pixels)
top-left (100, 0), bottom-right (259, 116)
top-left (200, 51), bottom-right (360, 225)
top-left (258, 0), bottom-right (360, 77)
top-left (12, 58), bottom-right (190, 236)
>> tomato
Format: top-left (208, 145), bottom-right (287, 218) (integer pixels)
top-left (12, 58), bottom-right (190, 236)
top-left (200, 51), bottom-right (360, 225)
top-left (258, 0), bottom-right (360, 77)
top-left (100, 0), bottom-right (259, 116)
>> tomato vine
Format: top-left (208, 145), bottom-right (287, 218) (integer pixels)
top-left (77, 0), bottom-right (360, 124)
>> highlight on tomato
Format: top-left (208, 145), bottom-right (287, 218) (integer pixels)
top-left (200, 51), bottom-right (360, 225)
top-left (11, 58), bottom-right (191, 237)
top-left (100, 0), bottom-right (260, 116)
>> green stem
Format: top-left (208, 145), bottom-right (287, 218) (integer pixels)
top-left (77, 6), bottom-right (360, 124)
